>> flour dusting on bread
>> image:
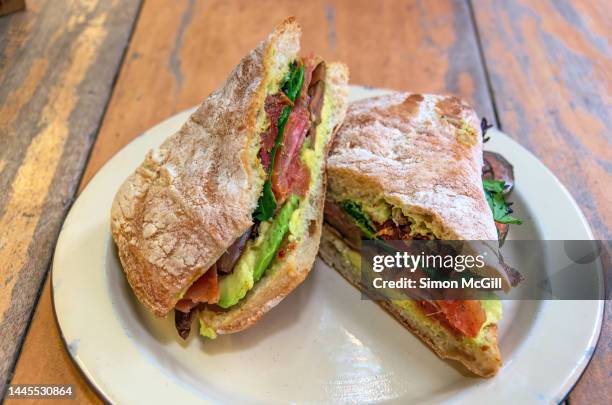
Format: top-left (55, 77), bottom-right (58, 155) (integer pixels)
top-left (111, 18), bottom-right (301, 316)
top-left (327, 92), bottom-right (497, 240)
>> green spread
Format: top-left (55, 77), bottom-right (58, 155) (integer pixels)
top-left (217, 195), bottom-right (299, 308)
top-left (391, 298), bottom-right (501, 345)
top-left (332, 233), bottom-right (501, 344)
top-left (199, 61), bottom-right (338, 337)
top-left (213, 87), bottom-right (335, 313)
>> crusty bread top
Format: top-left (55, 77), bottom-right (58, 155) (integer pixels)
top-left (110, 18), bottom-right (301, 317)
top-left (327, 93), bottom-right (497, 240)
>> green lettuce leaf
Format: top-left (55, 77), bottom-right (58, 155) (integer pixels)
top-left (283, 63), bottom-right (305, 102)
top-left (340, 200), bottom-right (379, 239)
top-left (254, 62), bottom-right (305, 222)
top-left (483, 179), bottom-right (522, 225)
top-left (254, 106), bottom-right (290, 221)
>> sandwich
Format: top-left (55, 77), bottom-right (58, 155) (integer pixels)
top-left (319, 93), bottom-right (520, 377)
top-left (111, 18), bottom-right (349, 339)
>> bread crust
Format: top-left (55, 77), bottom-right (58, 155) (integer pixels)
top-left (319, 225), bottom-right (502, 377)
top-left (199, 63), bottom-right (350, 334)
top-left (111, 18), bottom-right (301, 316)
top-left (322, 94), bottom-right (502, 376)
top-left (327, 93), bottom-right (497, 241)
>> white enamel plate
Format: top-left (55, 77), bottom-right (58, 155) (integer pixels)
top-left (53, 86), bottom-right (603, 404)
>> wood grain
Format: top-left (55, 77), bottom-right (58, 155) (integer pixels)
top-left (472, 0), bottom-right (611, 403)
top-left (6, 1), bottom-right (495, 403)
top-left (4, 279), bottom-right (103, 405)
top-left (12, 0), bottom-right (611, 402)
top-left (81, 0), bottom-right (495, 186)
top-left (0, 0), bottom-right (141, 398)
top-left (569, 245), bottom-right (611, 404)
top-left (472, 0), bottom-right (612, 240)
top-left (0, 0), bottom-right (25, 17)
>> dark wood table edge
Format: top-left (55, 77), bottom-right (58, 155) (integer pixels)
top-left (2, 1), bottom-right (609, 401)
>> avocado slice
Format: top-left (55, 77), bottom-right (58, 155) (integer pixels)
top-left (217, 195), bottom-right (300, 308)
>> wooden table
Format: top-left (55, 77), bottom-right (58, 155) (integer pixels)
top-left (1, 1), bottom-right (610, 403)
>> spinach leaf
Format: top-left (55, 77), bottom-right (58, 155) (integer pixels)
top-left (483, 179), bottom-right (522, 225)
top-left (254, 106), bottom-right (290, 221)
top-left (340, 200), bottom-right (379, 239)
top-left (254, 62), bottom-right (304, 222)
top-left (254, 181), bottom-right (277, 222)
top-left (283, 63), bottom-right (305, 102)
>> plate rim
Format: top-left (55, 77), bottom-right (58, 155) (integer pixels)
top-left (51, 85), bottom-right (604, 404)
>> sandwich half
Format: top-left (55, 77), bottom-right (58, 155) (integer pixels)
top-left (111, 18), bottom-right (349, 339)
top-left (319, 93), bottom-right (505, 377)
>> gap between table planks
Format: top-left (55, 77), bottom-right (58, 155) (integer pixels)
top-left (0, 0), bottom-right (141, 399)
top-left (5, 0), bottom-right (611, 404)
top-left (5, 0), bottom-right (494, 403)
top-left (472, 1), bottom-right (611, 403)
